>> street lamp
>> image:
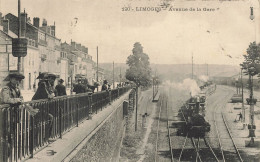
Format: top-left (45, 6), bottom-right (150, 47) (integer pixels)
top-left (250, 7), bottom-right (255, 20)
top-left (247, 6), bottom-right (257, 146)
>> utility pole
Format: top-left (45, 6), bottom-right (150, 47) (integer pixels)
top-left (113, 61), bottom-right (114, 89)
top-left (207, 63), bottom-right (208, 76)
top-left (120, 67), bottom-right (121, 85)
top-left (192, 53), bottom-right (193, 79)
top-left (241, 69), bottom-right (245, 122)
top-left (152, 77), bottom-right (154, 101)
top-left (17, 0), bottom-right (21, 72)
top-left (96, 46), bottom-right (99, 91)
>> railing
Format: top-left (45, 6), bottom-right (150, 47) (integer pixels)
top-left (0, 86), bottom-right (131, 162)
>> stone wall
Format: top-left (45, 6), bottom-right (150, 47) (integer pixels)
top-left (70, 91), bottom-right (134, 162)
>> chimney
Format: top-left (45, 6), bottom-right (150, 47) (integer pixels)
top-left (51, 25), bottom-right (55, 36)
top-left (42, 18), bottom-right (47, 26)
top-left (27, 17), bottom-right (31, 24)
top-left (76, 43), bottom-right (81, 50)
top-left (71, 41), bottom-right (76, 50)
top-left (2, 19), bottom-right (9, 34)
top-left (33, 17), bottom-right (39, 27)
top-left (20, 12), bottom-right (27, 37)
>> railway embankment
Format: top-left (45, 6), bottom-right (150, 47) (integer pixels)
top-left (25, 90), bottom-right (133, 162)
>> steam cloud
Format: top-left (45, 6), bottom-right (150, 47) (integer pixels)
top-left (199, 75), bottom-right (209, 82)
top-left (163, 78), bottom-right (201, 96)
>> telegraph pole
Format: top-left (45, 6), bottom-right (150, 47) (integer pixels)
top-left (120, 67), bottom-right (121, 85)
top-left (113, 61), bottom-right (114, 89)
top-left (192, 53), bottom-right (194, 79)
top-left (241, 69), bottom-right (245, 122)
top-left (96, 46), bottom-right (99, 91)
top-left (207, 63), bottom-right (208, 76)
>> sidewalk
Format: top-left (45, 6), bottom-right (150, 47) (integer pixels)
top-left (224, 101), bottom-right (260, 158)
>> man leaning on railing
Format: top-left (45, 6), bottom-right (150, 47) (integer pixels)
top-left (0, 72), bottom-right (38, 115)
top-left (32, 72), bottom-right (56, 142)
top-left (0, 72), bottom-right (24, 105)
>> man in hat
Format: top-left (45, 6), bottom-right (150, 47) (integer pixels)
top-left (101, 80), bottom-right (108, 91)
top-left (73, 78), bottom-right (86, 94)
top-left (32, 72), bottom-right (55, 141)
top-left (46, 73), bottom-right (57, 97)
top-left (32, 72), bottom-right (51, 100)
top-left (0, 72), bottom-right (25, 105)
top-left (55, 79), bottom-right (67, 96)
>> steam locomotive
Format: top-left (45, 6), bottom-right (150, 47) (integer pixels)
top-left (177, 93), bottom-right (210, 138)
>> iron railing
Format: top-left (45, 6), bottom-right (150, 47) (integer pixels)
top-left (0, 86), bottom-right (131, 162)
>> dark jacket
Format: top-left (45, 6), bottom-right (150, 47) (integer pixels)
top-left (73, 83), bottom-right (86, 94)
top-left (55, 84), bottom-right (67, 96)
top-left (32, 81), bottom-right (53, 100)
top-left (101, 84), bottom-right (108, 91)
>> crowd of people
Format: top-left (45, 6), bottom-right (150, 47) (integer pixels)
top-left (0, 72), bottom-right (129, 141)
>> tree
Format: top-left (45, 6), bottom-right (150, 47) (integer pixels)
top-left (126, 42), bottom-right (152, 87)
top-left (240, 41), bottom-right (260, 145)
top-left (125, 42), bottom-right (152, 131)
top-left (240, 42), bottom-right (260, 76)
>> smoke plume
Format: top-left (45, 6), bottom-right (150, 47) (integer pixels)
top-left (163, 78), bottom-right (201, 96)
top-left (199, 75), bottom-right (209, 82)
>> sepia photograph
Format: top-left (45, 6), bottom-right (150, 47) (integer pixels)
top-left (0, 0), bottom-right (259, 161)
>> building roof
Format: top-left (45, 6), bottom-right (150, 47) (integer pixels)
top-left (5, 13), bottom-right (60, 41)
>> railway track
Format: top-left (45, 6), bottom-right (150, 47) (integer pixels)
top-left (155, 94), bottom-right (174, 162)
top-left (213, 102), bottom-right (244, 162)
top-left (178, 108), bottom-right (218, 162)
top-left (155, 86), bottom-right (243, 162)
top-left (155, 91), bottom-right (218, 162)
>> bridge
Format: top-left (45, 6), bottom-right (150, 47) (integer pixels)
top-left (0, 86), bottom-right (135, 162)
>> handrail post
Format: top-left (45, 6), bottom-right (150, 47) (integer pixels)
top-left (96, 95), bottom-right (98, 114)
top-left (109, 90), bottom-right (111, 104)
top-left (30, 116), bottom-right (34, 158)
top-left (88, 93), bottom-right (92, 119)
top-left (76, 103), bottom-right (79, 127)
top-left (0, 109), bottom-right (5, 162)
top-left (59, 105), bottom-right (62, 139)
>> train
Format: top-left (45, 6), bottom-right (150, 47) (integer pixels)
top-left (177, 89), bottom-right (211, 138)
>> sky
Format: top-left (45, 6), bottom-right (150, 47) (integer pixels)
top-left (0, 0), bottom-right (260, 65)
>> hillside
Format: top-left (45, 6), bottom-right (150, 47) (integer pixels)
top-left (99, 63), bottom-right (240, 82)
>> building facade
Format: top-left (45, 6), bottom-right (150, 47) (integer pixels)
top-left (0, 11), bottom-right (96, 90)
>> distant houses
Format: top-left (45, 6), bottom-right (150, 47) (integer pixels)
top-left (0, 11), bottom-right (101, 89)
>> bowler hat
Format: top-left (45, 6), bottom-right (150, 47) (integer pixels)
top-left (36, 72), bottom-right (48, 80)
top-left (47, 73), bottom-right (57, 79)
top-left (59, 79), bottom-right (64, 83)
top-left (4, 72), bottom-right (25, 81)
